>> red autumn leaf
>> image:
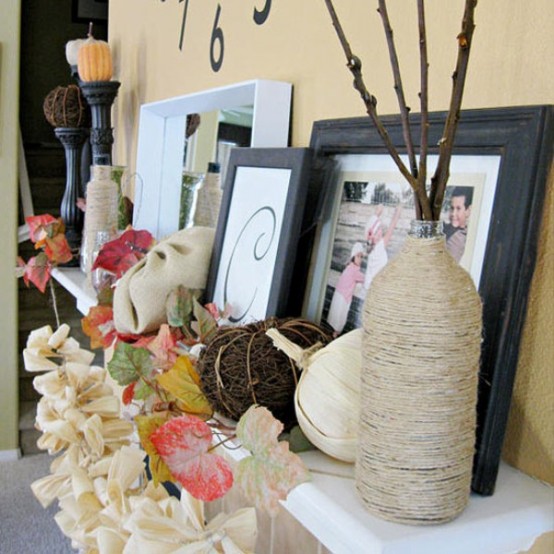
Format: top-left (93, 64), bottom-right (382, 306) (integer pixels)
top-left (22, 253), bottom-right (52, 293)
top-left (122, 381), bottom-right (136, 405)
top-left (150, 415), bottom-right (233, 502)
top-left (26, 214), bottom-right (58, 244)
top-left (81, 305), bottom-right (116, 349)
top-left (92, 229), bottom-right (155, 279)
top-left (43, 233), bottom-right (73, 264)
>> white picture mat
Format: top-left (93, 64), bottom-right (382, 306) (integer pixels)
top-left (303, 153), bottom-right (501, 323)
top-left (212, 166), bottom-right (292, 323)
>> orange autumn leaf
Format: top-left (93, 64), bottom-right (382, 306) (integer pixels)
top-left (43, 233), bottom-right (73, 265)
top-left (81, 305), bottom-right (116, 349)
top-left (26, 214), bottom-right (58, 244)
top-left (144, 324), bottom-right (178, 370)
top-left (122, 381), bottom-right (136, 405)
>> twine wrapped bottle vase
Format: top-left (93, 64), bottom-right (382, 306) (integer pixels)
top-left (357, 220), bottom-right (482, 525)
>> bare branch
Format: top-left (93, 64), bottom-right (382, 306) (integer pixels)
top-left (377, 0), bottom-right (418, 178)
top-left (323, 0), bottom-right (435, 217)
top-left (417, 0), bottom-right (429, 221)
top-left (429, 0), bottom-right (478, 220)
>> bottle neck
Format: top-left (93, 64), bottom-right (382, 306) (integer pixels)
top-left (408, 220), bottom-right (444, 239)
top-left (91, 165), bottom-right (112, 181)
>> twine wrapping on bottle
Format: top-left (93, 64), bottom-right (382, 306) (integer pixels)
top-left (194, 170), bottom-right (223, 228)
top-left (81, 165), bottom-right (118, 275)
top-left (357, 231), bottom-right (482, 525)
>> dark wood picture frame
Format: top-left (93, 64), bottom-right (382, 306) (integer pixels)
top-left (206, 147), bottom-right (316, 325)
top-left (308, 105), bottom-right (553, 495)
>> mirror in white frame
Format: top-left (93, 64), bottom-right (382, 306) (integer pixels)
top-left (133, 79), bottom-right (292, 239)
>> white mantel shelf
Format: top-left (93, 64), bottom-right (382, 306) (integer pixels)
top-left (51, 267), bottom-right (97, 315)
top-left (52, 267), bottom-right (553, 554)
top-left (286, 453), bottom-right (553, 554)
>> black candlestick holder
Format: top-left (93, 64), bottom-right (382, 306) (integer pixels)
top-left (54, 127), bottom-right (89, 265)
top-left (79, 80), bottom-right (121, 166)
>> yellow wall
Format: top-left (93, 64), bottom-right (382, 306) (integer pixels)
top-left (109, 0), bottom-right (554, 484)
top-left (0, 0), bottom-right (21, 453)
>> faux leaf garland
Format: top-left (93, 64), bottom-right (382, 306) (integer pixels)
top-left (17, 214), bottom-right (73, 294)
top-left (24, 325), bottom-right (259, 552)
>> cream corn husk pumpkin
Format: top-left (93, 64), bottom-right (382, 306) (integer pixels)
top-left (266, 328), bottom-right (362, 463)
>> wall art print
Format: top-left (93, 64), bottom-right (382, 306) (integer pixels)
top-left (206, 147), bottom-right (314, 325)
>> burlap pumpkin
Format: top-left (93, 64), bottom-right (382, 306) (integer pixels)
top-left (113, 226), bottom-right (215, 335)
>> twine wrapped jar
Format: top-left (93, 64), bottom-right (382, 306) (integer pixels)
top-left (80, 165), bottom-right (118, 275)
top-left (194, 162), bottom-right (222, 228)
top-left (357, 220), bottom-right (482, 525)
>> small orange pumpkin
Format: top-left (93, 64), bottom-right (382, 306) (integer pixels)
top-left (77, 23), bottom-right (113, 82)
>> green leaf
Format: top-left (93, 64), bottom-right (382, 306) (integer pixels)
top-left (96, 285), bottom-right (114, 306)
top-left (287, 425), bottom-right (315, 453)
top-left (192, 297), bottom-right (218, 343)
top-left (107, 342), bottom-right (153, 386)
top-left (134, 378), bottom-right (155, 401)
top-left (166, 286), bottom-right (202, 329)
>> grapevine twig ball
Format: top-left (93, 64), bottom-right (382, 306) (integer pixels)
top-left (43, 85), bottom-right (90, 128)
top-left (197, 318), bottom-right (332, 427)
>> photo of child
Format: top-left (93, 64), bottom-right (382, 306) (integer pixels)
top-left (321, 178), bottom-right (410, 335)
top-left (326, 242), bottom-right (365, 336)
top-left (443, 186), bottom-right (473, 263)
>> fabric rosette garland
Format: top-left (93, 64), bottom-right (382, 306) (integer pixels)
top-left (24, 323), bottom-right (260, 552)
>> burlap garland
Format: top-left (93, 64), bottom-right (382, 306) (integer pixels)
top-left (357, 232), bottom-right (482, 525)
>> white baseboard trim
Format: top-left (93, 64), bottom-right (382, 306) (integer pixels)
top-left (0, 449), bottom-right (22, 462)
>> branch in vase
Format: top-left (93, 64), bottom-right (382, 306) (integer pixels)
top-left (378, 0), bottom-right (425, 219)
top-left (377, 0), bottom-right (418, 179)
top-left (430, 0), bottom-right (478, 220)
top-left (417, 0), bottom-right (430, 220)
top-left (323, 0), bottom-right (432, 219)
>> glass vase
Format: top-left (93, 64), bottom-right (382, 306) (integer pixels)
top-left (179, 171), bottom-right (204, 229)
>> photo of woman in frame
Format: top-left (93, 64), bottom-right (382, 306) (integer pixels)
top-left (321, 176), bottom-right (412, 335)
top-left (320, 172), bottom-right (482, 336)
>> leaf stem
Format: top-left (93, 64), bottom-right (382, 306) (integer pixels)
top-left (48, 278), bottom-right (60, 329)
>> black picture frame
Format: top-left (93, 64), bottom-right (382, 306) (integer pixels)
top-left (205, 147), bottom-right (317, 325)
top-left (307, 105), bottom-right (553, 496)
top-left (72, 0), bottom-right (108, 24)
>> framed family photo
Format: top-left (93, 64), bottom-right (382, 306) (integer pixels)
top-left (305, 106), bottom-right (553, 495)
top-left (305, 153), bottom-right (500, 335)
top-left (206, 147), bottom-right (314, 325)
